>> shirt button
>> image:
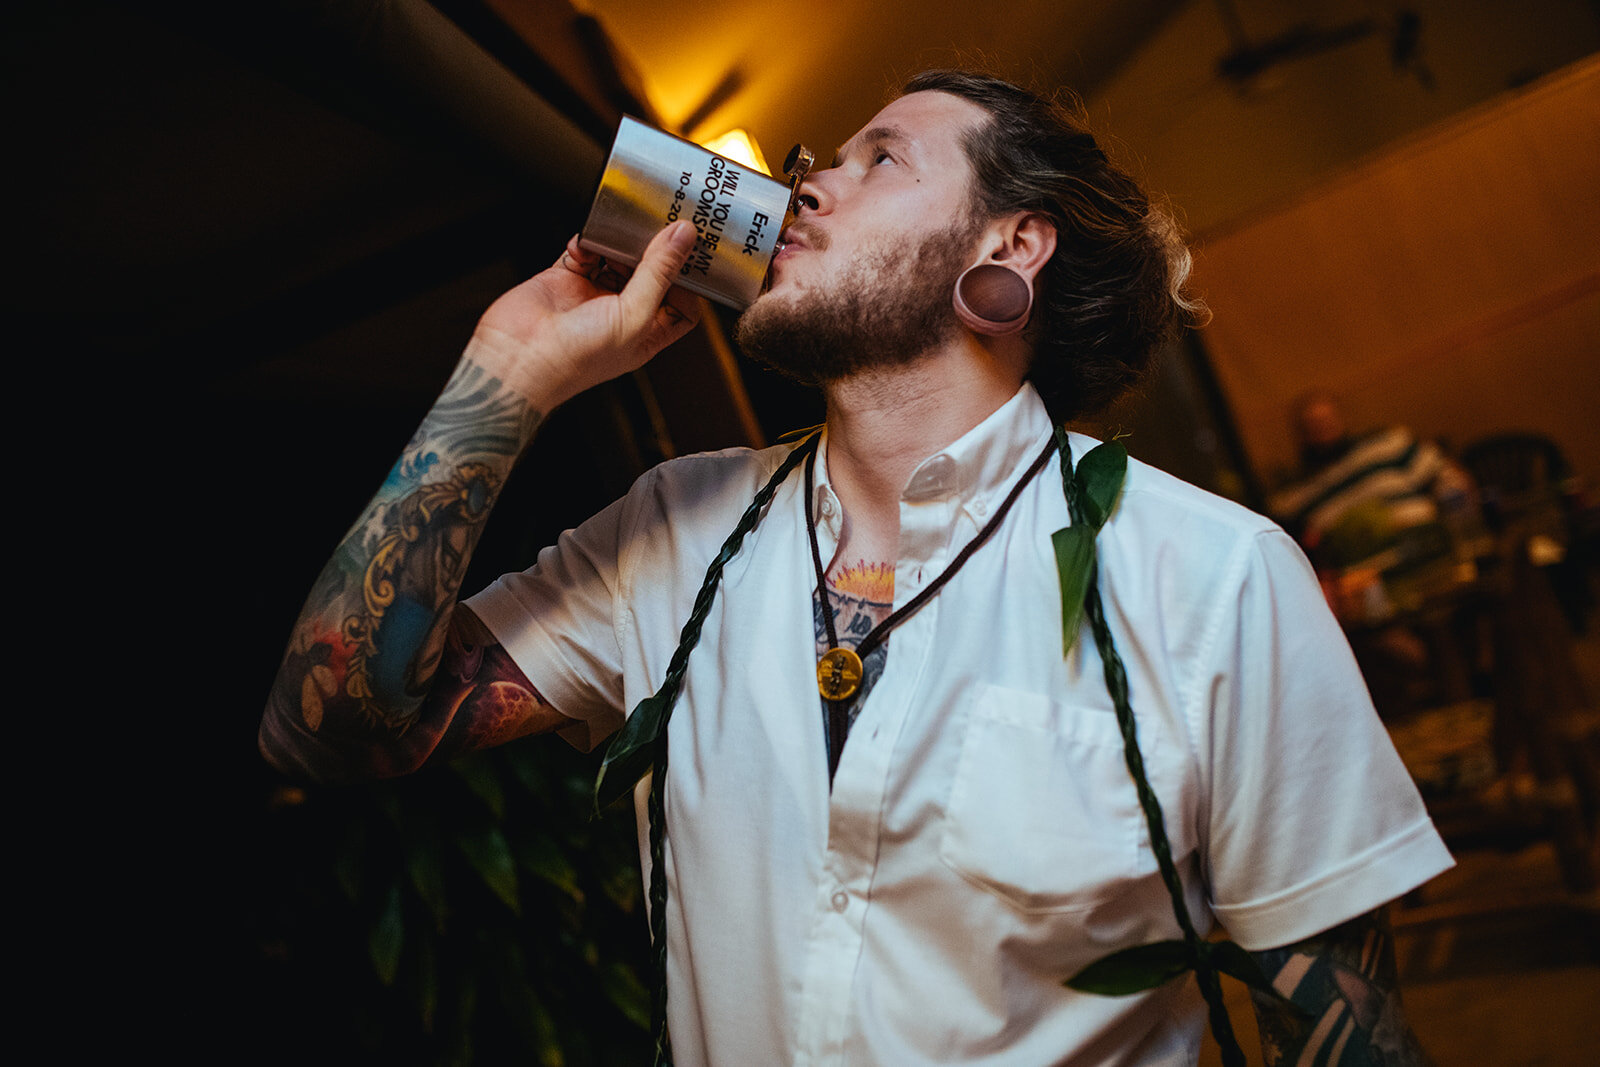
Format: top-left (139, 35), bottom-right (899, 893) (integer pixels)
top-left (972, 498), bottom-right (988, 517)
top-left (830, 890), bottom-right (849, 912)
top-left (819, 496), bottom-right (836, 517)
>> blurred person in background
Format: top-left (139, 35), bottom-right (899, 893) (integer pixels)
top-left (1270, 389), bottom-right (1479, 569)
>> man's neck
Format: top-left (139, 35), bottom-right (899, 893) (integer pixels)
top-left (820, 341), bottom-right (1026, 560)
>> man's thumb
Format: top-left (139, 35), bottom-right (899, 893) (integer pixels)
top-left (623, 220), bottom-right (697, 318)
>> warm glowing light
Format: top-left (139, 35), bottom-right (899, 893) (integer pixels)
top-left (699, 129), bottom-right (770, 175)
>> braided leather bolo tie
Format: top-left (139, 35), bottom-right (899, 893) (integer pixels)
top-left (804, 436), bottom-right (1057, 777)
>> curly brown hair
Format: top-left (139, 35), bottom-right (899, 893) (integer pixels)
top-left (903, 70), bottom-right (1207, 420)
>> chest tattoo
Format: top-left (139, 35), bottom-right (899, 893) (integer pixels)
top-left (812, 560), bottom-right (895, 745)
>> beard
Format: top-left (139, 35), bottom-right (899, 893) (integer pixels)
top-left (734, 217), bottom-right (980, 385)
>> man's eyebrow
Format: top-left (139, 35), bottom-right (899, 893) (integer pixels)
top-left (832, 126), bottom-right (909, 168)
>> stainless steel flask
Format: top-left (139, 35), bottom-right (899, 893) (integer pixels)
top-left (579, 116), bottom-right (811, 310)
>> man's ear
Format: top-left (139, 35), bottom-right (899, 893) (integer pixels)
top-left (983, 213), bottom-right (1057, 284)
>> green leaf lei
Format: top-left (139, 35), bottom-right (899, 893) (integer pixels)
top-left (596, 427), bottom-right (1273, 1066)
top-left (1052, 426), bottom-right (1268, 1067)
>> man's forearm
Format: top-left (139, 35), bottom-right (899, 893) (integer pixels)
top-left (1248, 907), bottom-right (1431, 1066)
top-left (260, 223), bottom-right (702, 781)
top-left (260, 351), bottom-right (543, 781)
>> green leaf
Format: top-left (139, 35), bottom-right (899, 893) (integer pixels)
top-left (594, 691), bottom-right (669, 812)
top-left (514, 829), bottom-right (585, 904)
top-left (404, 815), bottom-right (450, 931)
top-left (372, 783), bottom-right (404, 828)
top-left (596, 827), bottom-right (644, 911)
top-left (447, 969), bottom-right (479, 1067)
top-left (451, 755), bottom-right (507, 819)
top-left (1052, 525), bottom-right (1097, 657)
top-left (414, 923), bottom-right (439, 1032)
top-left (485, 940), bottom-right (559, 1062)
top-left (502, 738), bottom-right (553, 802)
top-left (1075, 442), bottom-right (1128, 531)
top-left (1207, 939), bottom-right (1282, 999)
top-left (456, 825), bottom-right (522, 916)
top-left (1065, 939), bottom-right (1193, 995)
top-left (333, 816), bottom-right (369, 903)
top-left (368, 881), bottom-right (406, 986)
top-left (529, 996), bottom-right (566, 1067)
top-left (602, 960), bottom-right (653, 1031)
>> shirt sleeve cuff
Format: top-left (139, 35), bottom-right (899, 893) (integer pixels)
top-left (1211, 818), bottom-right (1455, 949)
top-left (462, 585), bottom-right (619, 753)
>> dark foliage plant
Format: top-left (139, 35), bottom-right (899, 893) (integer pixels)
top-left (252, 736), bottom-right (652, 1067)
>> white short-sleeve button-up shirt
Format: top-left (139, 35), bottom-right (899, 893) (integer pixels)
top-left (467, 384), bottom-right (1452, 1066)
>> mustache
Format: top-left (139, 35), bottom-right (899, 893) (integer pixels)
top-left (783, 220), bottom-right (830, 253)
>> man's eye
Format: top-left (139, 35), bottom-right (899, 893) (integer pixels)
top-left (874, 151), bottom-right (894, 165)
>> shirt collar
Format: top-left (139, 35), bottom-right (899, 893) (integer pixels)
top-left (811, 382), bottom-right (1055, 537)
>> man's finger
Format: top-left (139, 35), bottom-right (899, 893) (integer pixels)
top-left (559, 234), bottom-right (603, 276)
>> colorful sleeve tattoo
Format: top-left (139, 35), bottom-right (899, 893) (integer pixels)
top-left (260, 359), bottom-right (553, 781)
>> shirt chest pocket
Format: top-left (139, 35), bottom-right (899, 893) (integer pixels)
top-left (938, 682), bottom-right (1191, 915)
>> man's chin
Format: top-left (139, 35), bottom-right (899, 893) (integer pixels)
top-left (746, 275), bottom-right (799, 313)
top-left (733, 293), bottom-right (818, 384)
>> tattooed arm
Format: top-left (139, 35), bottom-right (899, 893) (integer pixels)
top-left (1248, 906), bottom-right (1431, 1066)
top-left (260, 223), bottom-right (701, 783)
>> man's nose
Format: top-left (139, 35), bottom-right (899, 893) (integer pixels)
top-left (793, 168), bottom-right (834, 216)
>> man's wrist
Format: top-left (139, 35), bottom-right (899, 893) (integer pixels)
top-left (462, 328), bottom-right (581, 416)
